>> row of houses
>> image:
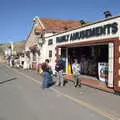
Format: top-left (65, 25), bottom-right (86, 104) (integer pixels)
top-left (11, 15), bottom-right (120, 93)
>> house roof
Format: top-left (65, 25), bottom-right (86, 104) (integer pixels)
top-left (25, 17), bottom-right (83, 50)
top-left (40, 18), bottom-right (81, 31)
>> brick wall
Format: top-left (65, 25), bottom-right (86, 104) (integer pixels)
top-left (114, 38), bottom-right (120, 92)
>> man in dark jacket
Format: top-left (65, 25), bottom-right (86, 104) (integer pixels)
top-left (55, 56), bottom-right (65, 86)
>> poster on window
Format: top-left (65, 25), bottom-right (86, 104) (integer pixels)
top-left (98, 62), bottom-right (108, 82)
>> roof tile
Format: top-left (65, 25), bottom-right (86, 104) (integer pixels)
top-left (40, 18), bottom-right (81, 31)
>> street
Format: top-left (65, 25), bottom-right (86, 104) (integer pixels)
top-left (0, 63), bottom-right (120, 120)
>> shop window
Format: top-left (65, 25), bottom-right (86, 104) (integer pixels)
top-left (48, 39), bottom-right (53, 45)
top-left (49, 50), bottom-right (52, 58)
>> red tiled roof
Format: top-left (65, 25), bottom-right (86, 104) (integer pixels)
top-left (40, 18), bottom-right (81, 31)
top-left (25, 18), bottom-right (82, 50)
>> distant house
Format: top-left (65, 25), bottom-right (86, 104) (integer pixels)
top-left (0, 41), bottom-right (25, 63)
top-left (14, 40), bottom-right (26, 55)
top-left (25, 16), bottom-right (82, 69)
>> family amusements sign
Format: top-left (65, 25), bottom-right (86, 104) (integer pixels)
top-left (56, 22), bottom-right (118, 43)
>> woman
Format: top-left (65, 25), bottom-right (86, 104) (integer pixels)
top-left (41, 60), bottom-right (53, 89)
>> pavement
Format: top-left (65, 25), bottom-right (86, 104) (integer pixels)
top-left (1, 64), bottom-right (120, 120)
top-left (64, 74), bottom-right (114, 93)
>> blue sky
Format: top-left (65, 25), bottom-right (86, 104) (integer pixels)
top-left (0, 0), bottom-right (120, 44)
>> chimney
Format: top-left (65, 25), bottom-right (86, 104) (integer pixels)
top-left (80, 20), bottom-right (86, 25)
top-left (104, 11), bottom-right (112, 18)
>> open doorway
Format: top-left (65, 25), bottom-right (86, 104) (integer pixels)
top-left (67, 44), bottom-right (108, 78)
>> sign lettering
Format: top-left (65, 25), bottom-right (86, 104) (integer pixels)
top-left (56, 22), bottom-right (118, 43)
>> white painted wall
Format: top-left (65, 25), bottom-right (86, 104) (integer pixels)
top-left (108, 42), bottom-right (114, 87)
top-left (44, 33), bottom-right (54, 37)
top-left (40, 37), bottom-right (56, 73)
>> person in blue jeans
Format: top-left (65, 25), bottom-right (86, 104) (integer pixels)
top-left (41, 60), bottom-right (53, 89)
top-left (42, 71), bottom-right (52, 88)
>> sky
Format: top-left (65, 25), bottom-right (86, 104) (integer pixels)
top-left (0, 0), bottom-right (120, 44)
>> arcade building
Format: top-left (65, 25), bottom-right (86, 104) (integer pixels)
top-left (44, 15), bottom-right (120, 92)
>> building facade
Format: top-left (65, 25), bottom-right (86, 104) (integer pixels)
top-left (44, 15), bottom-right (120, 92)
top-left (25, 16), bottom-right (81, 69)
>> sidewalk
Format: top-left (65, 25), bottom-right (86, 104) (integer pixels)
top-left (9, 63), bottom-right (115, 94)
top-left (64, 74), bottom-right (114, 93)
top-left (19, 67), bottom-right (115, 94)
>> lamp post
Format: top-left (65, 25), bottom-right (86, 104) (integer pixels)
top-left (10, 41), bottom-right (14, 55)
top-left (36, 37), bottom-right (44, 46)
top-left (7, 47), bottom-right (12, 57)
top-left (36, 37), bottom-right (44, 56)
top-left (35, 37), bottom-right (44, 71)
top-left (6, 46), bottom-right (12, 65)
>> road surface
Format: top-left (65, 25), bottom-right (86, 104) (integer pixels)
top-left (0, 63), bottom-right (120, 120)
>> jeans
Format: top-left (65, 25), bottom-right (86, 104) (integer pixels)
top-left (42, 71), bottom-right (53, 89)
top-left (56, 70), bottom-right (64, 86)
top-left (73, 74), bottom-right (81, 86)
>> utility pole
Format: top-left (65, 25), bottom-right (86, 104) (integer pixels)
top-left (10, 41), bottom-right (13, 55)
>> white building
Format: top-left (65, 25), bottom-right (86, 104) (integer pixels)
top-left (25, 15), bottom-right (120, 92)
top-left (43, 15), bottom-right (120, 92)
top-left (25, 16), bottom-right (81, 69)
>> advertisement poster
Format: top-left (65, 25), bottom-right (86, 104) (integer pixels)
top-left (98, 62), bottom-right (108, 83)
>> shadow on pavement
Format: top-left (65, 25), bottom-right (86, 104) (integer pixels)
top-left (0, 78), bottom-right (16, 84)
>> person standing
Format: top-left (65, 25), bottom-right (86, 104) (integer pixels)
top-left (10, 56), bottom-right (14, 67)
top-left (72, 59), bottom-right (81, 87)
top-left (55, 56), bottom-right (65, 87)
top-left (20, 54), bottom-right (24, 68)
